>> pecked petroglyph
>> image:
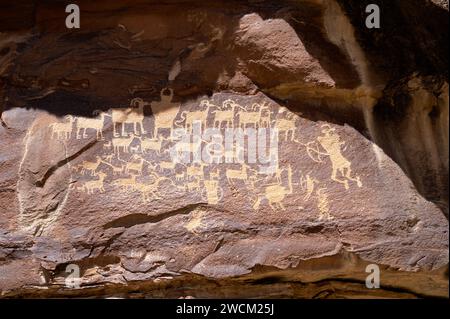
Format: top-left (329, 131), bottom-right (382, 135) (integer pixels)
top-left (297, 124), bottom-right (362, 190)
top-left (75, 110), bottom-right (110, 140)
top-left (46, 88), bottom-right (362, 219)
top-left (49, 115), bottom-right (76, 140)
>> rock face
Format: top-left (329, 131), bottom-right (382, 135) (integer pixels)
top-left (0, 0), bottom-right (448, 298)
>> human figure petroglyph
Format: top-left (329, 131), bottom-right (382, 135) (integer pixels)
top-left (303, 125), bottom-right (362, 190)
top-left (317, 125), bottom-right (362, 189)
top-left (75, 110), bottom-right (109, 140)
top-left (300, 173), bottom-right (319, 201)
top-left (49, 115), bottom-right (75, 139)
top-left (252, 165), bottom-right (293, 211)
top-left (77, 172), bottom-right (107, 194)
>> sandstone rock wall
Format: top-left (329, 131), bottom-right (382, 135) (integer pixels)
top-left (0, 0), bottom-right (448, 298)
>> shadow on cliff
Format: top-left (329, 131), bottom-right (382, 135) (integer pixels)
top-left (1, 0), bottom-right (448, 218)
top-left (2, 0), bottom-right (361, 120)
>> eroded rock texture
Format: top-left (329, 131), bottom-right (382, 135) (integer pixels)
top-left (0, 0), bottom-right (448, 298)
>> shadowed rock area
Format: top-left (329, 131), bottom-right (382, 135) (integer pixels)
top-left (0, 0), bottom-right (448, 298)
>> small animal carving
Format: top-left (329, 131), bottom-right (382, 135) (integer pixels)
top-left (236, 102), bottom-right (269, 129)
top-left (125, 155), bottom-right (146, 174)
top-left (49, 116), bottom-right (75, 139)
top-left (103, 141), bottom-right (113, 151)
top-left (112, 175), bottom-right (137, 190)
top-left (185, 163), bottom-right (207, 180)
top-left (157, 161), bottom-right (177, 172)
top-left (75, 110), bottom-right (109, 140)
top-left (139, 137), bottom-right (165, 155)
top-left (78, 172), bottom-right (107, 194)
top-left (112, 99), bottom-right (147, 137)
top-left (226, 164), bottom-right (252, 185)
top-left (210, 99), bottom-right (237, 129)
top-left (253, 166), bottom-right (293, 210)
top-left (76, 156), bottom-right (103, 176)
top-left (112, 136), bottom-right (135, 153)
top-left (273, 112), bottom-right (296, 141)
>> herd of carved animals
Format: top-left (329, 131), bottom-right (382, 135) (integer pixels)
top-left (50, 89), bottom-right (362, 218)
top-left (48, 89), bottom-right (296, 142)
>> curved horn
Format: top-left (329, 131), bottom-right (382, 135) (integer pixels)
top-left (130, 97), bottom-right (144, 107)
top-left (160, 88), bottom-right (174, 101)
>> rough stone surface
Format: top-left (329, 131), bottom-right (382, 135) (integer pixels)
top-left (0, 0), bottom-right (448, 298)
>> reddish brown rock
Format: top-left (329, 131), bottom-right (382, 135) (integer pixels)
top-left (0, 0), bottom-right (448, 298)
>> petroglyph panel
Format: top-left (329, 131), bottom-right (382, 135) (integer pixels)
top-left (0, 0), bottom-right (447, 299)
top-left (46, 89), bottom-right (366, 221)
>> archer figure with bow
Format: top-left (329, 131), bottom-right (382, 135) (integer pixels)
top-left (295, 124), bottom-right (362, 190)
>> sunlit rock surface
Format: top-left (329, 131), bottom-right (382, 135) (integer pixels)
top-left (0, 0), bottom-right (448, 298)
